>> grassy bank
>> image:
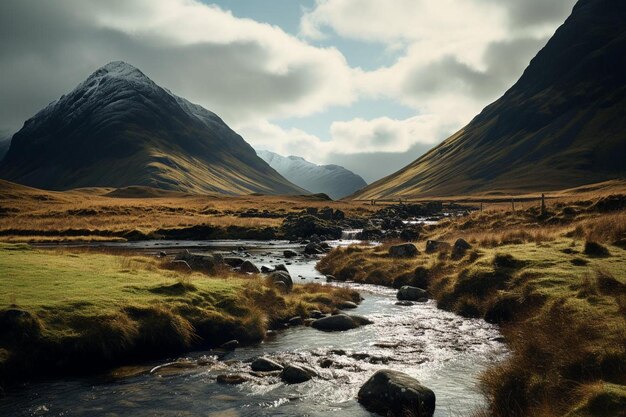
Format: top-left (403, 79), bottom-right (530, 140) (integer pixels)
top-left (317, 198), bottom-right (626, 417)
top-left (0, 243), bottom-right (360, 388)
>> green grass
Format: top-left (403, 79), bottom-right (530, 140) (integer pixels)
top-left (0, 243), bottom-right (360, 387)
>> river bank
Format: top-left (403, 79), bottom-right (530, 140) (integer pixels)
top-left (317, 196), bottom-right (626, 417)
top-left (0, 243), bottom-right (361, 390)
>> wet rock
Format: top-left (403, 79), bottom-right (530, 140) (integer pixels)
top-left (319, 358), bottom-right (334, 368)
top-left (250, 370), bottom-right (282, 378)
top-left (283, 249), bottom-right (298, 258)
top-left (319, 242), bottom-right (331, 250)
top-left (304, 242), bottom-right (324, 255)
top-left (251, 357), bottom-right (283, 372)
top-left (425, 240), bottom-right (451, 254)
top-left (303, 318), bottom-right (316, 326)
top-left (325, 275), bottom-right (337, 282)
top-left (288, 316), bottom-right (304, 326)
top-left (274, 264), bottom-right (289, 272)
top-left (224, 257), bottom-right (245, 267)
top-left (389, 243), bottom-right (419, 258)
top-left (217, 374), bottom-right (249, 385)
top-left (240, 260), bottom-right (260, 274)
top-left (282, 214), bottom-right (342, 240)
top-left (395, 300), bottom-right (414, 306)
top-left (451, 238), bottom-right (472, 259)
top-left (281, 364), bottom-right (318, 384)
top-left (339, 301), bottom-right (358, 309)
top-left (309, 310), bottom-right (324, 319)
top-left (260, 265), bottom-right (272, 273)
top-left (220, 340), bottom-right (239, 350)
top-left (268, 271), bottom-right (293, 292)
top-left (358, 369), bottom-right (436, 417)
top-left (312, 314), bottom-right (372, 332)
top-left (397, 286), bottom-right (428, 301)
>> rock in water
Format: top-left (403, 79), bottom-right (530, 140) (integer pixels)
top-left (311, 314), bottom-right (372, 331)
top-left (280, 364), bottom-right (318, 384)
top-left (358, 369), bottom-right (436, 416)
top-left (240, 260), bottom-right (260, 274)
top-left (397, 286), bottom-right (428, 301)
top-left (251, 357), bottom-right (283, 372)
top-left (389, 243), bottom-right (419, 258)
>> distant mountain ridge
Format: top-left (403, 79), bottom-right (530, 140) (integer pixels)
top-left (0, 61), bottom-right (306, 195)
top-left (352, 0), bottom-right (626, 199)
top-left (0, 135), bottom-right (10, 160)
top-left (257, 150), bottom-right (367, 199)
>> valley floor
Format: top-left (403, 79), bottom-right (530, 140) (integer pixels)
top-left (0, 243), bottom-right (359, 388)
top-left (317, 196), bottom-right (626, 417)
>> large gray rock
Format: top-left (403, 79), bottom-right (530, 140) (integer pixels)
top-left (358, 369), bottom-right (436, 416)
top-left (240, 260), bottom-right (260, 274)
top-left (251, 357), bottom-right (283, 372)
top-left (304, 242), bottom-right (324, 255)
top-left (283, 249), bottom-right (298, 258)
top-left (280, 364), bottom-right (318, 384)
top-left (174, 251), bottom-right (223, 270)
top-left (397, 286), bottom-right (428, 301)
top-left (389, 243), bottom-right (419, 258)
top-left (311, 314), bottom-right (372, 332)
top-left (268, 271), bottom-right (293, 292)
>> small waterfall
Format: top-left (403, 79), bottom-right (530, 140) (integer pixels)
top-left (341, 229), bottom-right (362, 240)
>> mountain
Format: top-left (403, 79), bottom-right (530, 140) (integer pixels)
top-left (0, 61), bottom-right (306, 195)
top-left (257, 150), bottom-right (367, 200)
top-left (0, 135), bottom-right (10, 160)
top-left (353, 0), bottom-right (626, 200)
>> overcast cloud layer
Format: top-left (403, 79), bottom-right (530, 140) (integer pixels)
top-left (0, 0), bottom-right (577, 181)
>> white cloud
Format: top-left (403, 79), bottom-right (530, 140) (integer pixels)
top-left (0, 0), bottom-right (358, 129)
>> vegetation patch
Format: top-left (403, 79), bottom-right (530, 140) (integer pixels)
top-left (0, 243), bottom-right (359, 387)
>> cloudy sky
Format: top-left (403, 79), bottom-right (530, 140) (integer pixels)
top-left (0, 0), bottom-right (577, 182)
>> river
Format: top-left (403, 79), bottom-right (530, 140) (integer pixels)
top-left (0, 239), bottom-right (507, 417)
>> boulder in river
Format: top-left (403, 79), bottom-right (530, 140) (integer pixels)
top-left (268, 271), bottom-right (293, 292)
top-left (224, 257), bottom-right (245, 267)
top-left (274, 264), bottom-right (289, 272)
top-left (358, 369), bottom-right (436, 417)
top-left (251, 357), bottom-right (283, 372)
top-left (240, 260), bottom-right (260, 274)
top-left (283, 249), bottom-right (298, 258)
top-left (304, 242), bottom-right (324, 255)
top-left (389, 243), bottom-right (419, 258)
top-left (311, 314), bottom-right (372, 332)
top-left (338, 301), bottom-right (358, 309)
top-left (397, 286), bottom-right (428, 301)
top-left (280, 364), bottom-right (318, 384)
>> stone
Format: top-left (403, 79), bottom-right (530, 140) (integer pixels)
top-left (220, 340), bottom-right (239, 350)
top-left (396, 301), bottom-right (414, 306)
top-left (311, 314), bottom-right (371, 331)
top-left (425, 240), bottom-right (451, 253)
top-left (251, 357), bottom-right (283, 372)
top-left (389, 243), bottom-right (419, 258)
top-left (338, 301), bottom-right (358, 309)
top-left (304, 242), bottom-right (324, 255)
top-left (240, 260), bottom-right (260, 274)
top-left (325, 275), bottom-right (337, 282)
top-left (309, 310), bottom-right (324, 319)
top-left (274, 264), bottom-right (289, 272)
top-left (268, 271), bottom-right (293, 292)
top-left (217, 374), bottom-right (249, 385)
top-left (283, 249), bottom-right (298, 258)
top-left (224, 257), bottom-right (245, 267)
top-left (288, 316), bottom-right (304, 326)
top-left (280, 364), bottom-right (317, 384)
top-left (451, 238), bottom-right (472, 259)
top-left (397, 286), bottom-right (428, 301)
top-left (358, 369), bottom-right (436, 417)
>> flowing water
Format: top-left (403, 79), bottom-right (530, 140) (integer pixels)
top-left (0, 239), bottom-right (507, 417)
